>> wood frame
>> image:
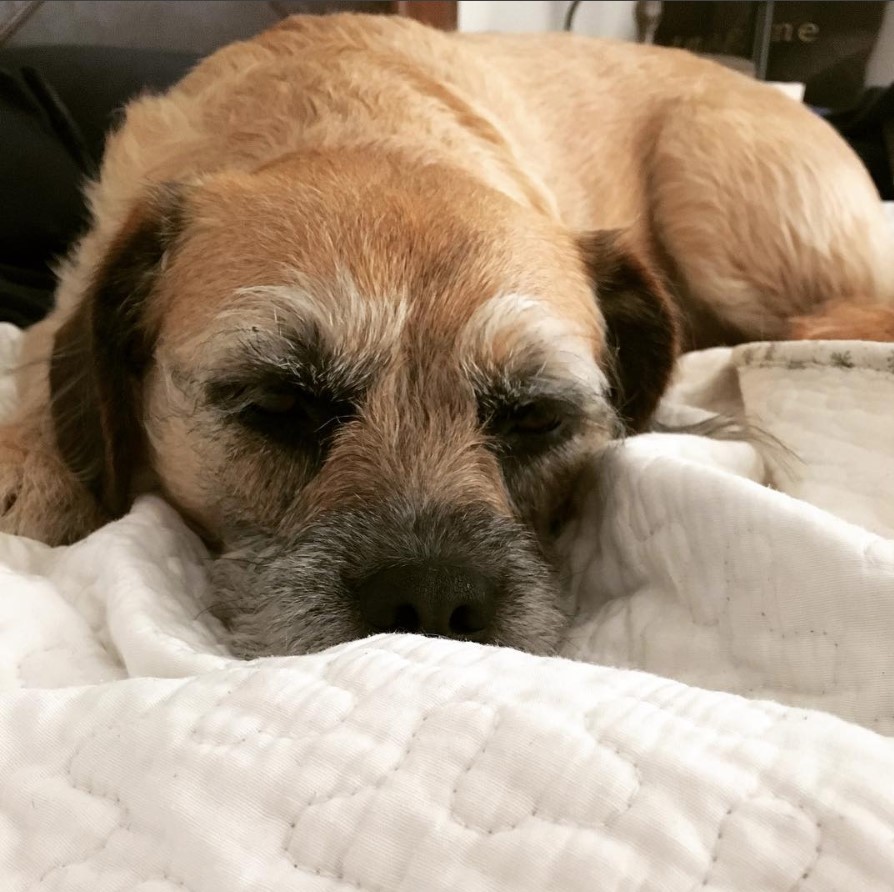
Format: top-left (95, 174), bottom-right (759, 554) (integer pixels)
top-left (392, 1), bottom-right (457, 30)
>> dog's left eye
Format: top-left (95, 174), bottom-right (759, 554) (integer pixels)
top-left (252, 391), bottom-right (298, 414)
top-left (506, 402), bottom-right (563, 436)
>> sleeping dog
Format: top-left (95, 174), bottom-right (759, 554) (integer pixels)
top-left (1, 14), bottom-right (892, 656)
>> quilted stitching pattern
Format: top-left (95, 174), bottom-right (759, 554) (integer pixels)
top-left (1, 322), bottom-right (894, 889)
top-left (735, 340), bottom-right (894, 538)
top-left (4, 639), bottom-right (894, 890)
top-left (561, 442), bottom-right (894, 730)
top-left (3, 641), bottom-right (894, 891)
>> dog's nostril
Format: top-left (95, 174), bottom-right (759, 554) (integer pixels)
top-left (448, 603), bottom-right (488, 636)
top-left (392, 603), bottom-right (420, 633)
top-left (354, 562), bottom-right (497, 641)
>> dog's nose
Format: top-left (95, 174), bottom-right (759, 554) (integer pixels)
top-left (355, 562), bottom-right (497, 641)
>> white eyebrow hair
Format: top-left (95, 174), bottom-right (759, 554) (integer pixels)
top-left (233, 267), bottom-right (410, 345)
top-left (459, 292), bottom-right (609, 395)
top-left (175, 266), bottom-right (410, 365)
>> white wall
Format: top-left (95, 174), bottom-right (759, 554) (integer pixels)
top-left (867, 0), bottom-right (894, 87)
top-left (458, 1), bottom-right (560, 33)
top-left (459, 1), bottom-right (894, 89)
top-left (563, 0), bottom-right (637, 41)
top-left (458, 1), bottom-right (636, 39)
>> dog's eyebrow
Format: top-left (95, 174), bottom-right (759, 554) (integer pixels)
top-left (203, 329), bottom-right (370, 408)
top-left (459, 292), bottom-right (605, 383)
top-left (461, 293), bottom-right (606, 389)
top-left (187, 271), bottom-right (408, 398)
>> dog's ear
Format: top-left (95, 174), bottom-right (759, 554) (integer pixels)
top-left (50, 186), bottom-right (185, 518)
top-left (578, 230), bottom-right (680, 432)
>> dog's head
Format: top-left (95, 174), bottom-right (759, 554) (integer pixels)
top-left (51, 151), bottom-right (677, 656)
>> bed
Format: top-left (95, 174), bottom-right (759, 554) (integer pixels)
top-left (2, 284), bottom-right (894, 889)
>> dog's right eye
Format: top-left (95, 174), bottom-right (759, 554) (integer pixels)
top-left (482, 397), bottom-right (577, 458)
top-left (228, 386), bottom-right (356, 453)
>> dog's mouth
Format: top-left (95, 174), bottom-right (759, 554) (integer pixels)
top-left (206, 501), bottom-right (570, 658)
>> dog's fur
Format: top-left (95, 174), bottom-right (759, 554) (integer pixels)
top-left (2, 14), bottom-right (893, 656)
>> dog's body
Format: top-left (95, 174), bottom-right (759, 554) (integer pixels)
top-left (2, 14), bottom-right (892, 655)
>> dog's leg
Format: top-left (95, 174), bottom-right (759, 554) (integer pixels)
top-left (788, 300), bottom-right (894, 342)
top-left (0, 323), bottom-right (106, 545)
top-left (0, 428), bottom-right (107, 546)
top-left (0, 413), bottom-right (106, 545)
top-left (646, 90), bottom-right (894, 347)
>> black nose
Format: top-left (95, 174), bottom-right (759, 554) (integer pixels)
top-left (354, 562), bottom-right (497, 642)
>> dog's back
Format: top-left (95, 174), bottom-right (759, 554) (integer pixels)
top-left (58, 13), bottom-right (894, 349)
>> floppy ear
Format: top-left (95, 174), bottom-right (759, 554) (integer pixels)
top-left (578, 230), bottom-right (680, 432)
top-left (50, 186), bottom-right (184, 518)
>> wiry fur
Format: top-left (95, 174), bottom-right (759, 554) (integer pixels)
top-left (1, 14), bottom-right (892, 657)
top-left (211, 501), bottom-right (567, 658)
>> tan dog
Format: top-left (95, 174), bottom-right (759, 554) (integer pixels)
top-left (1, 14), bottom-right (892, 656)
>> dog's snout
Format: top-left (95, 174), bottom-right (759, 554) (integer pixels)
top-left (355, 562), bottom-right (497, 642)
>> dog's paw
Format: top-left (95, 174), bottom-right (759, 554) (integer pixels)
top-left (0, 438), bottom-right (105, 545)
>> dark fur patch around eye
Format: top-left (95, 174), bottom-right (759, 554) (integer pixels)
top-left (238, 386), bottom-right (356, 446)
top-left (476, 380), bottom-right (586, 460)
top-left (206, 342), bottom-right (361, 463)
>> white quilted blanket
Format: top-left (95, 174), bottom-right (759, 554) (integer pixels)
top-left (2, 320), bottom-right (893, 891)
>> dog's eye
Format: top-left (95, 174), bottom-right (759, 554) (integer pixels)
top-left (484, 400), bottom-right (569, 454)
top-left (507, 402), bottom-right (563, 437)
top-left (251, 391), bottom-right (298, 414)
top-left (240, 387), bottom-right (354, 443)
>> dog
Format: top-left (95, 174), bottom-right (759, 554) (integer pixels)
top-left (1, 14), bottom-right (892, 657)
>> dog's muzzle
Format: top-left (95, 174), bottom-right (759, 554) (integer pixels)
top-left (210, 500), bottom-right (569, 656)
